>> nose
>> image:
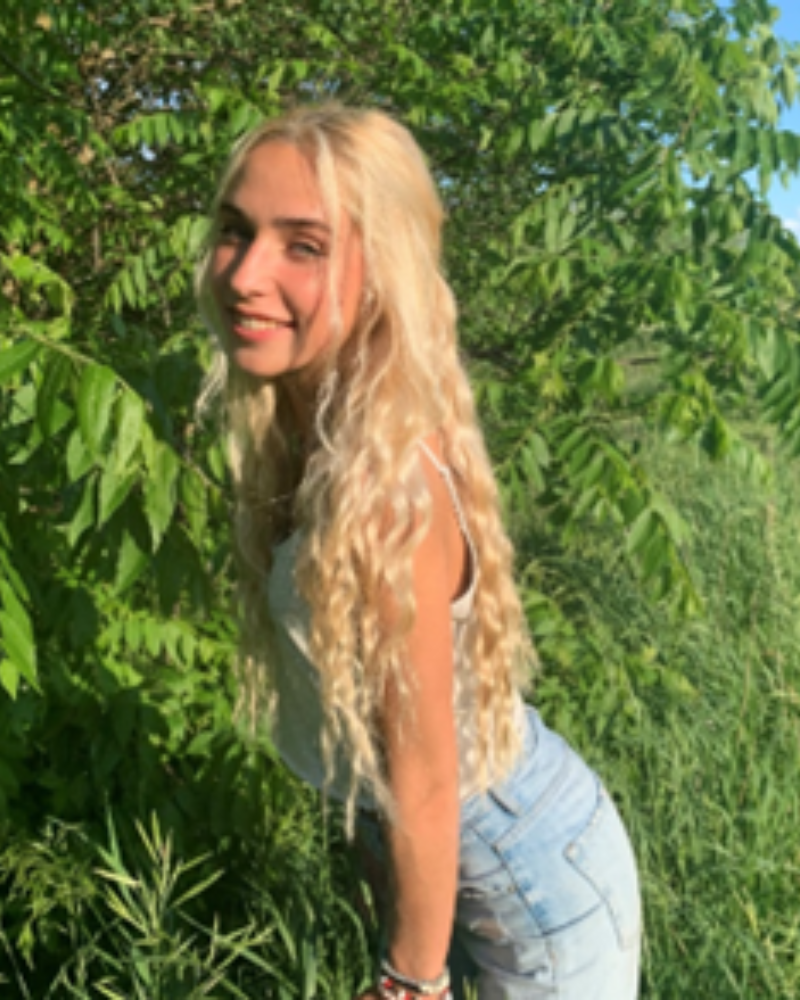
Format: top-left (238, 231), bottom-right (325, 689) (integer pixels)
top-left (223, 238), bottom-right (279, 299)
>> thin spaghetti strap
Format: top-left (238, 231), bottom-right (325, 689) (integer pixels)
top-left (417, 440), bottom-right (478, 566)
top-left (418, 438), bottom-right (448, 474)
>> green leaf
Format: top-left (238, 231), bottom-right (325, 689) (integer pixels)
top-left (143, 441), bottom-right (180, 550)
top-left (580, 450), bottom-right (607, 489)
top-left (36, 352), bottom-right (72, 437)
top-left (529, 432), bottom-right (551, 468)
top-left (0, 339), bottom-right (40, 385)
top-left (180, 468), bottom-right (208, 544)
top-left (67, 473), bottom-right (98, 547)
top-left (77, 362), bottom-right (117, 457)
top-left (0, 659), bottom-right (20, 699)
top-left (641, 530), bottom-right (670, 582)
top-left (98, 464), bottom-right (138, 526)
top-left (113, 391), bottom-right (146, 472)
top-left (120, 271), bottom-right (135, 307)
top-left (132, 255), bottom-right (147, 301)
top-left (66, 427), bottom-right (96, 481)
top-left (0, 613), bottom-right (37, 688)
top-left (0, 580), bottom-right (37, 691)
top-left (519, 443), bottom-right (545, 492)
top-left (114, 531), bottom-right (150, 594)
top-left (626, 508), bottom-right (655, 558)
top-left (779, 64), bottom-right (797, 107)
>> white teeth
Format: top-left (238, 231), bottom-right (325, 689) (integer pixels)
top-left (237, 317), bottom-right (283, 330)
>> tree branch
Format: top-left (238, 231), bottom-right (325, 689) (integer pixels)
top-left (0, 46), bottom-right (65, 103)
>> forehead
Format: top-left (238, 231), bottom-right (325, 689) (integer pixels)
top-left (224, 141), bottom-right (326, 217)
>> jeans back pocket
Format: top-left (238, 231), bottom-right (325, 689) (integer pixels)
top-left (564, 786), bottom-right (641, 950)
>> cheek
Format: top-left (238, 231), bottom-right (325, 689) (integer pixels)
top-left (340, 241), bottom-right (365, 322)
top-left (208, 248), bottom-right (230, 297)
top-left (290, 270), bottom-right (327, 316)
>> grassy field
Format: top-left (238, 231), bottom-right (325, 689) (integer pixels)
top-left (530, 437), bottom-right (800, 998)
top-left (3, 434), bottom-right (800, 998)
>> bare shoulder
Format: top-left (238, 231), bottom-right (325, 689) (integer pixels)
top-left (415, 434), bottom-right (468, 605)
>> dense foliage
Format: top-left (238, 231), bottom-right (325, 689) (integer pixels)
top-left (2, 0), bottom-right (800, 995)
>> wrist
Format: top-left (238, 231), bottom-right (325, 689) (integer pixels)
top-left (377, 979), bottom-right (452, 1000)
top-left (388, 934), bottom-right (447, 982)
top-left (377, 957), bottom-right (451, 999)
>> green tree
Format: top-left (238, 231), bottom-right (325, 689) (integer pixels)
top-left (1, 0), bottom-right (799, 993)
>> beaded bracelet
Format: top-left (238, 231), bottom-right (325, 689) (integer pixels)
top-left (378, 976), bottom-right (453, 1000)
top-left (379, 958), bottom-right (451, 998)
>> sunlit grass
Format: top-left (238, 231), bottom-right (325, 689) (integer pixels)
top-left (532, 436), bottom-right (800, 998)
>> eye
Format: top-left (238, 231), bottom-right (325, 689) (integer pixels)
top-left (289, 239), bottom-right (325, 259)
top-left (215, 215), bottom-right (251, 245)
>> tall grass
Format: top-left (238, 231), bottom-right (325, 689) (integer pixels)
top-left (0, 774), bottom-right (373, 998)
top-left (530, 438), bottom-right (800, 998)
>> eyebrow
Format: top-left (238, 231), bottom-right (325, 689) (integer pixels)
top-left (217, 201), bottom-right (332, 233)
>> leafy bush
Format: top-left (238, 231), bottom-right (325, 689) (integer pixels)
top-left (3, 0), bottom-right (800, 995)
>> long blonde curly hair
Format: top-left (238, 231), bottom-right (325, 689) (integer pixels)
top-left (196, 103), bottom-right (535, 822)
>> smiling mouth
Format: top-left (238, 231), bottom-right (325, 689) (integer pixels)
top-left (231, 314), bottom-right (292, 342)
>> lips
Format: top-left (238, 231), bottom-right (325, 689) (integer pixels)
top-left (229, 310), bottom-right (293, 343)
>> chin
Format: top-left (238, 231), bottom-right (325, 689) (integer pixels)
top-left (229, 346), bottom-right (288, 380)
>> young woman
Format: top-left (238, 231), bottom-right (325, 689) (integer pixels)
top-left (197, 103), bottom-right (641, 1000)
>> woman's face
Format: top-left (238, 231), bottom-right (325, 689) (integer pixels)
top-left (210, 140), bottom-right (365, 384)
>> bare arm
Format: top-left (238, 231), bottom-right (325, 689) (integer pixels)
top-left (365, 450), bottom-right (467, 993)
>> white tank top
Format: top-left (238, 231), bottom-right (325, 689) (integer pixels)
top-left (265, 444), bottom-right (526, 808)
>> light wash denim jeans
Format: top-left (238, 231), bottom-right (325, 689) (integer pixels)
top-left (357, 708), bottom-right (641, 999)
